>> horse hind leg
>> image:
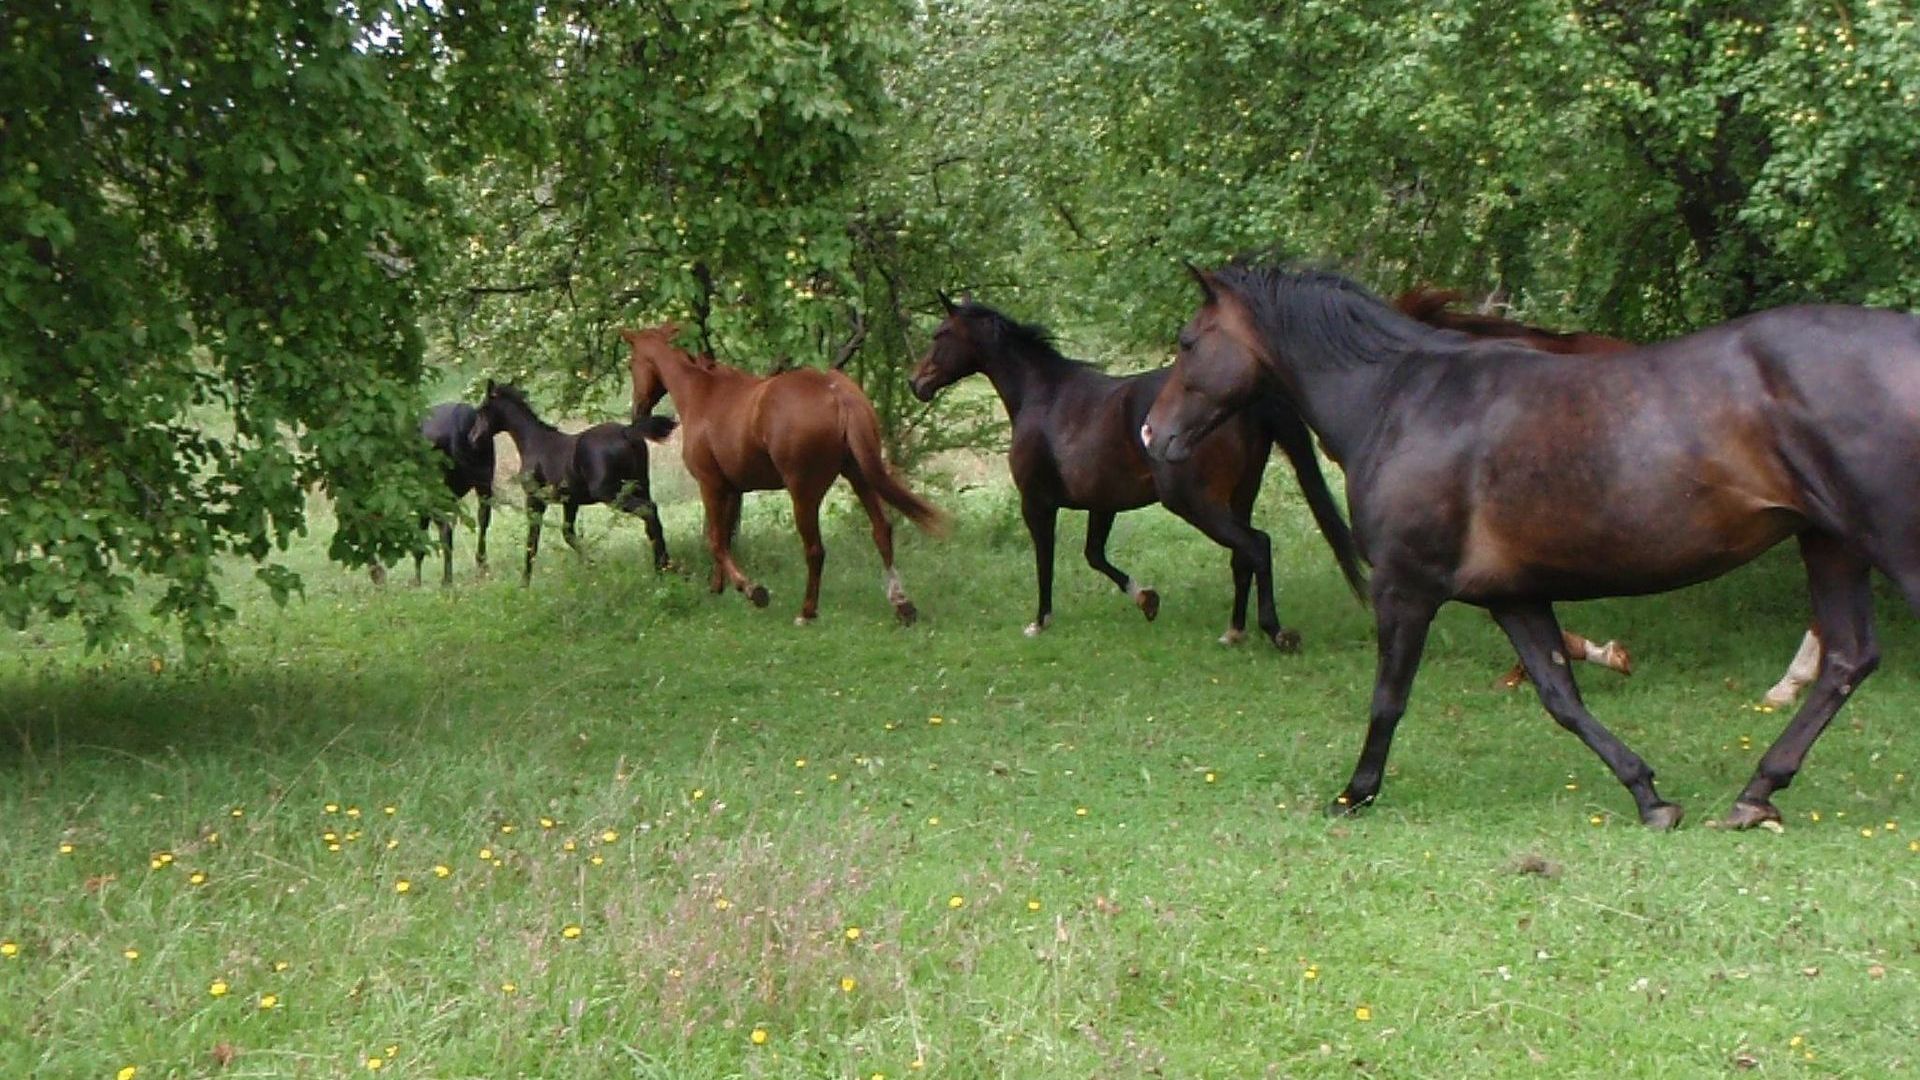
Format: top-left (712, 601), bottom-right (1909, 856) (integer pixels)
top-left (701, 488), bottom-right (765, 606)
top-left (1726, 533), bottom-right (1878, 828)
top-left (788, 481), bottom-right (829, 625)
top-left (1174, 494), bottom-right (1295, 652)
top-left (438, 517), bottom-right (455, 587)
top-left (1491, 602), bottom-right (1681, 829)
top-left (1498, 629), bottom-right (1631, 688)
top-left (1084, 510), bottom-right (1159, 622)
top-left (848, 472), bottom-right (917, 626)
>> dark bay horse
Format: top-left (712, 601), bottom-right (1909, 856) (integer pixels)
top-left (468, 381), bottom-right (677, 584)
top-left (1144, 264), bottom-right (1920, 830)
top-left (620, 324), bottom-right (946, 625)
top-left (1397, 287), bottom-right (1828, 705)
top-left (909, 297), bottom-right (1363, 645)
top-left (415, 401), bottom-right (495, 586)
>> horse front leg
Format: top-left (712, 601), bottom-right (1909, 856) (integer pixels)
top-left (1020, 494), bottom-right (1058, 636)
top-left (523, 495), bottom-right (545, 586)
top-left (1332, 584), bottom-right (1438, 815)
top-left (1084, 509), bottom-right (1158, 622)
top-left (1171, 495), bottom-right (1294, 652)
top-left (438, 517), bottom-right (455, 587)
top-left (1727, 534), bottom-right (1876, 828)
top-left (473, 488), bottom-right (492, 575)
top-left (1490, 602), bottom-right (1680, 829)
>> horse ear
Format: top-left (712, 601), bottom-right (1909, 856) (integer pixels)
top-left (1184, 262), bottom-right (1218, 304)
top-left (937, 290), bottom-right (957, 315)
top-left (661, 320), bottom-right (684, 343)
top-left (484, 378), bottom-right (497, 394)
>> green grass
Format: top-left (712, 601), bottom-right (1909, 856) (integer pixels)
top-left (3, 467), bottom-right (1917, 1078)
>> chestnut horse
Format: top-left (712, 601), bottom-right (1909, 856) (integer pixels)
top-left (1397, 287), bottom-right (1827, 706)
top-left (1145, 264), bottom-right (1920, 830)
top-left (909, 296), bottom-right (1363, 645)
top-left (621, 324), bottom-right (945, 625)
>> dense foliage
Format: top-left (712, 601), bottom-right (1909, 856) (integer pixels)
top-left (6, 0), bottom-right (1918, 648)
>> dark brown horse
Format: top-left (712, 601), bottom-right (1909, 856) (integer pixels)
top-left (1145, 264), bottom-right (1920, 830)
top-left (415, 401), bottom-right (496, 586)
top-left (468, 381), bottom-right (676, 584)
top-left (621, 323), bottom-right (945, 625)
top-left (1397, 287), bottom-right (1827, 705)
top-left (909, 296), bottom-right (1363, 645)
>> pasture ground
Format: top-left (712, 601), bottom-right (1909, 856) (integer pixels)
top-left (3, 459), bottom-right (1917, 1078)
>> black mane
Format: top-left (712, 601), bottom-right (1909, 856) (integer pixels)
top-left (1212, 265), bottom-right (1476, 370)
top-left (956, 302), bottom-right (1082, 369)
top-left (485, 381), bottom-right (558, 431)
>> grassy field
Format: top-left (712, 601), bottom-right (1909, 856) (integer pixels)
top-left (3, 456), bottom-right (1917, 1078)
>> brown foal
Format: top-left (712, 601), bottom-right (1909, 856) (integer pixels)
top-left (621, 323), bottom-right (946, 625)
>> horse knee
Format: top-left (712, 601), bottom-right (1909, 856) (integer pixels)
top-left (1822, 644), bottom-right (1879, 692)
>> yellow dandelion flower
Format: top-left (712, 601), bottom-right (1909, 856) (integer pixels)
top-left (667, 967), bottom-right (682, 978)
top-left (1205, 772), bottom-right (1217, 783)
top-left (117, 1067), bottom-right (138, 1080)
top-left (327, 843), bottom-right (341, 852)
top-left (385, 1045), bottom-right (398, 1057)
top-left (1861, 828), bottom-right (1875, 838)
top-left (927, 816), bottom-right (940, 826)
top-left (123, 947), bottom-right (140, 961)
top-left (230, 807), bottom-right (244, 818)
top-left (714, 897), bottom-right (732, 911)
top-left (601, 829), bottom-right (618, 843)
top-left (1790, 1035), bottom-right (1805, 1048)
top-left (345, 806), bottom-right (361, 819)
top-left (910, 1059), bottom-right (924, 1071)
top-left (1305, 965), bottom-right (1320, 980)
top-left (929, 715), bottom-right (943, 725)
top-left (433, 864), bottom-right (451, 878)
top-left (366, 1057), bottom-right (384, 1072)
top-left (1075, 807), bottom-right (1088, 817)
top-left (1589, 814), bottom-right (1604, 826)
top-left (844, 926), bottom-right (863, 942)
top-left (394, 879), bottom-right (411, 894)
top-left (590, 855), bottom-right (604, 866)
top-left (829, 772), bottom-right (840, 781)
top-left (884, 722), bottom-right (897, 731)
top-left (499, 823), bottom-right (515, 834)
top-left (478, 847), bottom-right (493, 861)
top-left (750, 1028), bottom-right (769, 1045)
top-left (0, 941), bottom-right (18, 958)
top-left (500, 981), bottom-right (517, 994)
top-left (872, 1074), bottom-right (886, 1080)
top-left (273, 960), bottom-right (290, 972)
top-left (562, 924), bottom-right (582, 939)
top-left (563, 839), bottom-right (577, 852)
top-left (1564, 782), bottom-right (1578, 791)
top-left (258, 993), bottom-right (279, 1010)
top-left (1027, 899), bottom-right (1041, 912)
top-left (1885, 821), bottom-right (1898, 832)
top-left (323, 831), bottom-right (338, 843)
top-left (840, 976), bottom-right (857, 992)
top-left (1910, 839), bottom-right (1919, 853)
top-left (692, 788), bottom-right (706, 800)
top-left (1811, 811), bottom-right (1822, 822)
top-left (324, 803), bottom-right (339, 814)
top-left (1354, 1005), bottom-right (1372, 1022)
top-left (383, 806), bottom-right (397, 816)
top-left (540, 817), bottom-right (556, 829)
top-left (948, 894), bottom-right (965, 909)
top-left (204, 832), bottom-right (218, 844)
top-left (345, 830), bottom-right (361, 842)
top-left (188, 871), bottom-right (207, 886)
top-left (209, 979), bottom-right (230, 997)
top-left (58, 842), bottom-right (74, 854)
top-left (385, 839), bottom-right (398, 851)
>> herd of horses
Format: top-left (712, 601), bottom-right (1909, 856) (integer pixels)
top-left (402, 266), bottom-right (1918, 833)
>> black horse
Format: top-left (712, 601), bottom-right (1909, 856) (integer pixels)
top-left (468, 381), bottom-right (678, 584)
top-left (1144, 263), bottom-right (1920, 830)
top-left (911, 297), bottom-right (1362, 646)
top-left (414, 401), bottom-right (496, 586)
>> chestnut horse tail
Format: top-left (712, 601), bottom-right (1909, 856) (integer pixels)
top-left (834, 378), bottom-right (950, 537)
top-left (1256, 399), bottom-right (1368, 601)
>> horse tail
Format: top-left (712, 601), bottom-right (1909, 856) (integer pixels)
top-left (625, 414), bottom-right (679, 445)
top-left (1255, 398), bottom-right (1368, 601)
top-left (834, 378), bottom-right (950, 537)
top-left (1393, 286), bottom-right (1468, 324)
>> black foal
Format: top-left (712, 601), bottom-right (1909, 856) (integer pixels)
top-left (411, 401), bottom-right (496, 586)
top-left (468, 381), bottom-right (678, 584)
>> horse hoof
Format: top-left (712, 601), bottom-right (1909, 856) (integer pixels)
top-left (1136, 589), bottom-right (1161, 621)
top-left (1640, 802), bottom-right (1686, 831)
top-left (748, 585), bottom-right (770, 608)
top-left (1717, 800), bottom-right (1779, 830)
top-left (1601, 641), bottom-right (1633, 676)
top-left (1326, 791), bottom-right (1371, 818)
top-left (794, 613), bottom-right (816, 627)
top-left (1496, 664), bottom-right (1528, 690)
top-left (1271, 627), bottom-right (1303, 653)
top-left (1218, 628), bottom-right (1246, 646)
top-left (895, 602), bottom-right (919, 627)
top-left (1024, 616), bottom-right (1052, 637)
top-left (1761, 685), bottom-right (1799, 709)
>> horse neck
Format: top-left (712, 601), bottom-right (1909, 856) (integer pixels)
top-left (1260, 339), bottom-right (1405, 469)
top-left (492, 398), bottom-right (562, 455)
top-left (644, 349), bottom-right (721, 417)
top-left (977, 340), bottom-right (1074, 419)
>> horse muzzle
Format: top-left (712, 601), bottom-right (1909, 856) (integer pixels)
top-left (1140, 420), bottom-right (1191, 463)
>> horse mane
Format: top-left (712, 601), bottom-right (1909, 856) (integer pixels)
top-left (955, 301), bottom-right (1085, 372)
top-left (485, 382), bottom-right (559, 431)
top-left (1212, 264), bottom-right (1454, 369)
